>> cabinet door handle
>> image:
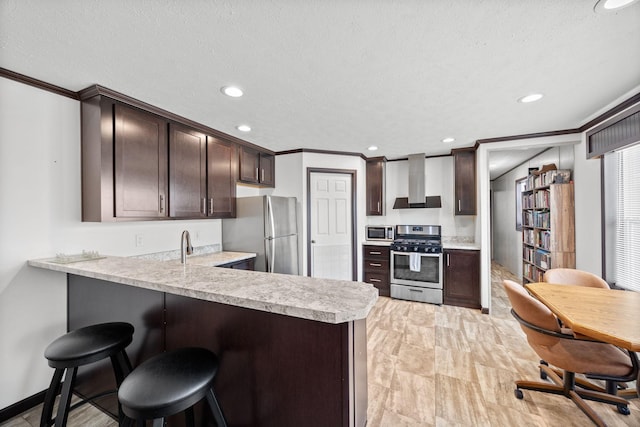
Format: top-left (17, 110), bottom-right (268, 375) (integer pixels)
top-left (261, 168), bottom-right (265, 182)
top-left (447, 254), bottom-right (450, 266)
top-left (409, 289), bottom-right (423, 293)
top-left (369, 278), bottom-right (381, 283)
top-left (370, 251), bottom-right (381, 255)
top-left (458, 200), bottom-right (461, 212)
top-left (159, 195), bottom-right (164, 213)
top-left (201, 198), bottom-right (207, 215)
top-left (209, 198), bottom-right (214, 215)
top-left (377, 201), bottom-right (380, 212)
top-left (369, 263), bottom-right (382, 267)
top-left (255, 167), bottom-right (259, 180)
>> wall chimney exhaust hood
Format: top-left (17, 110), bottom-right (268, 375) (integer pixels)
top-left (393, 153), bottom-right (442, 209)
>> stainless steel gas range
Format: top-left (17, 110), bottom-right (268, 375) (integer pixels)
top-left (390, 225), bottom-right (443, 304)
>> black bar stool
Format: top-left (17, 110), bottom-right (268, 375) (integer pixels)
top-left (40, 322), bottom-right (134, 427)
top-left (118, 347), bottom-right (227, 427)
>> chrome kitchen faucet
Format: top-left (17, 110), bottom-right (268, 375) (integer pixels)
top-left (181, 230), bottom-right (193, 264)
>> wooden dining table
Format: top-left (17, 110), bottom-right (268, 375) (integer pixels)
top-left (525, 283), bottom-right (640, 352)
top-left (525, 282), bottom-right (640, 397)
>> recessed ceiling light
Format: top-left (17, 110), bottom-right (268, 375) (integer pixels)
top-left (518, 93), bottom-right (544, 103)
top-left (221, 86), bottom-right (244, 97)
top-left (441, 137), bottom-right (455, 143)
top-left (236, 124), bottom-right (251, 132)
top-left (368, 145), bottom-right (378, 151)
top-left (594, 0), bottom-right (639, 12)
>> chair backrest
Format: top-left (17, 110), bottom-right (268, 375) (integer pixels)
top-left (502, 280), bottom-right (561, 347)
top-left (543, 268), bottom-right (609, 289)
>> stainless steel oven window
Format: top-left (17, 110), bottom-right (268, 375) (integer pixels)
top-left (391, 252), bottom-right (442, 286)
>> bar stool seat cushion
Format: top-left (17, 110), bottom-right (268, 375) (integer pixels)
top-left (44, 322), bottom-right (134, 368)
top-left (118, 347), bottom-right (219, 420)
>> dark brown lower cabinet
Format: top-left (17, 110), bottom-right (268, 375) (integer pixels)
top-left (362, 245), bottom-right (390, 296)
top-left (443, 249), bottom-right (480, 309)
top-left (67, 277), bottom-right (164, 417)
top-left (67, 274), bottom-right (367, 427)
top-left (217, 257), bottom-right (255, 270)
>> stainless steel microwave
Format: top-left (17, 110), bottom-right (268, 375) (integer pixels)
top-left (365, 225), bottom-right (394, 241)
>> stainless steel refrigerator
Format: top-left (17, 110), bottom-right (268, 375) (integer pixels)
top-left (222, 195), bottom-right (299, 274)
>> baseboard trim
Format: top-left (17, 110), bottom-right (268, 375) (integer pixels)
top-left (0, 390), bottom-right (46, 422)
top-left (481, 307), bottom-right (490, 314)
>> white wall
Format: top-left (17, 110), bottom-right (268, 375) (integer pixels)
top-left (273, 152), bottom-right (366, 279)
top-left (271, 152), bottom-right (478, 281)
top-left (379, 157), bottom-right (476, 240)
top-left (574, 136), bottom-right (604, 275)
top-left (491, 146), bottom-right (575, 276)
top-left (0, 78), bottom-right (225, 408)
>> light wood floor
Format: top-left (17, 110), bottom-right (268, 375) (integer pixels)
top-left (2, 262), bottom-right (638, 426)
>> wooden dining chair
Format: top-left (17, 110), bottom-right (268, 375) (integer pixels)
top-left (503, 280), bottom-right (638, 426)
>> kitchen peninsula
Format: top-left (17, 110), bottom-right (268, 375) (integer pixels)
top-left (29, 256), bottom-right (377, 427)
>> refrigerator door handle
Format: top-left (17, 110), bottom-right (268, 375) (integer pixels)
top-left (266, 196), bottom-right (276, 239)
top-left (265, 237), bottom-right (275, 273)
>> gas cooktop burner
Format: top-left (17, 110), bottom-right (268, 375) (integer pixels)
top-left (391, 225), bottom-right (442, 253)
top-left (390, 240), bottom-right (442, 253)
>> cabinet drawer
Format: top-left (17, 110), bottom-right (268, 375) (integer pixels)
top-left (363, 259), bottom-right (389, 273)
top-left (363, 246), bottom-right (390, 261)
top-left (390, 284), bottom-right (442, 304)
top-left (363, 271), bottom-right (389, 286)
top-left (364, 272), bottom-right (390, 297)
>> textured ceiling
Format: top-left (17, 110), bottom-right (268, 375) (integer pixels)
top-left (1, 0), bottom-right (639, 166)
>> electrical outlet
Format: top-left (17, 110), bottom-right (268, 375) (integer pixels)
top-left (135, 234), bottom-right (144, 247)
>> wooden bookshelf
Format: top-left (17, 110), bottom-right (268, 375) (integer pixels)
top-left (521, 170), bottom-right (575, 284)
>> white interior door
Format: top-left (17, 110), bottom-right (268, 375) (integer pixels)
top-left (309, 172), bottom-right (353, 280)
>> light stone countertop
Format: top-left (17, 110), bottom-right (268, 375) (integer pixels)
top-left (362, 241), bottom-right (393, 247)
top-left (442, 242), bottom-right (481, 250)
top-left (28, 256), bottom-right (378, 324)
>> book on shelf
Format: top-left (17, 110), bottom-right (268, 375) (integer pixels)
top-left (523, 229), bottom-right (535, 245)
top-left (534, 249), bottom-right (550, 269)
top-left (521, 167), bottom-right (574, 284)
top-left (522, 193), bottom-right (535, 209)
top-left (535, 230), bottom-right (551, 250)
top-left (533, 211), bottom-right (550, 228)
top-left (525, 166), bottom-right (572, 190)
top-left (535, 189), bottom-right (550, 208)
top-left (523, 246), bottom-right (534, 263)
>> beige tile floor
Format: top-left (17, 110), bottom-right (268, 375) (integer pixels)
top-left (366, 263), bottom-right (640, 427)
top-left (2, 262), bottom-right (638, 426)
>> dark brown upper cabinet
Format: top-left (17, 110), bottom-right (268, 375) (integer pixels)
top-left (239, 146), bottom-right (275, 187)
top-left (81, 95), bottom-right (169, 221)
top-left (207, 136), bottom-right (237, 218)
top-left (114, 104), bottom-right (169, 219)
top-left (79, 85), bottom-right (260, 222)
top-left (453, 148), bottom-right (476, 215)
top-left (169, 123), bottom-right (207, 218)
top-left (366, 158), bottom-right (386, 216)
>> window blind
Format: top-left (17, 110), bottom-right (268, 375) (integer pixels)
top-left (615, 143), bottom-right (640, 292)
